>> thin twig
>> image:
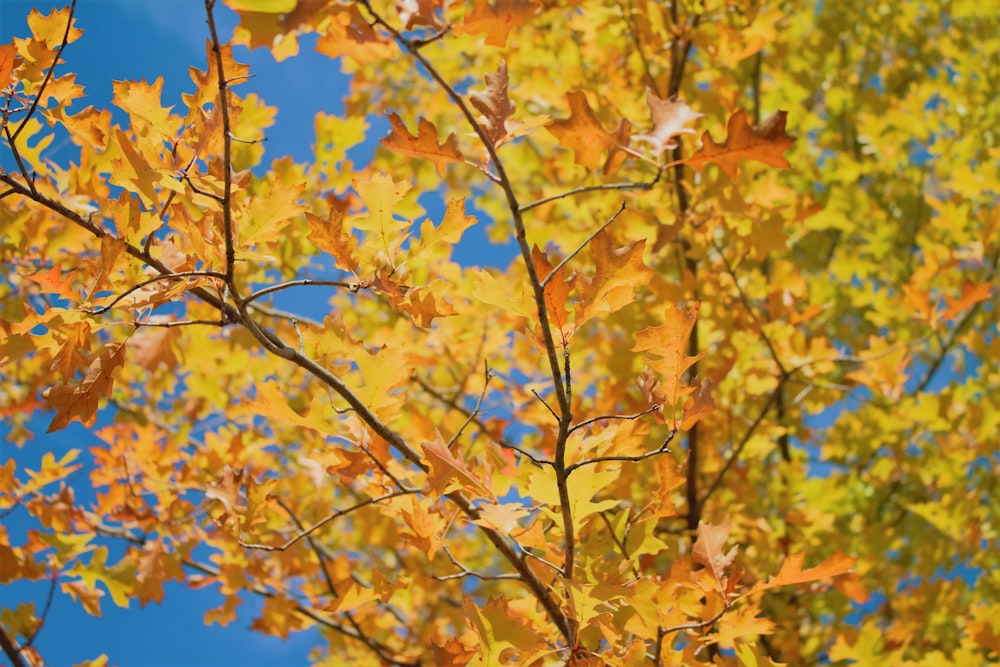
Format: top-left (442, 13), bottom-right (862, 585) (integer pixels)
top-left (239, 491), bottom-right (418, 551)
top-left (446, 361), bottom-right (492, 449)
top-left (245, 279), bottom-right (360, 304)
top-left (568, 404), bottom-right (660, 434)
top-left (566, 431), bottom-right (676, 475)
top-left (498, 439), bottom-right (555, 468)
top-left (435, 546), bottom-right (522, 581)
top-left (542, 203), bottom-right (626, 290)
top-left (519, 177), bottom-right (661, 213)
top-left (83, 270), bottom-right (226, 314)
top-left (531, 388), bottom-right (561, 421)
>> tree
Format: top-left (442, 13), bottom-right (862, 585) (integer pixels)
top-left (1, 0), bottom-right (997, 664)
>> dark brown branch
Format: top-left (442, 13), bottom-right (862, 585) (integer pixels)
top-left (245, 279), bottom-right (361, 304)
top-left (0, 626), bottom-right (27, 667)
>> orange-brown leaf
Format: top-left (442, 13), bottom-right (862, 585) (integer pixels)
top-left (381, 112), bottom-right (464, 177)
top-left (0, 42), bottom-right (21, 91)
top-left (454, 0), bottom-right (539, 47)
top-left (679, 376), bottom-right (715, 430)
top-left (394, 0), bottom-right (444, 30)
top-left (575, 232), bottom-right (652, 326)
top-left (422, 432), bottom-right (495, 501)
top-left (633, 303), bottom-right (705, 406)
top-left (757, 551), bottom-right (857, 592)
top-left (548, 90), bottom-right (631, 173)
top-left (306, 198), bottom-right (359, 275)
top-left (692, 516), bottom-right (738, 586)
top-left (686, 108), bottom-right (795, 179)
top-left (43, 343), bottom-right (126, 432)
top-left (469, 60), bottom-right (515, 148)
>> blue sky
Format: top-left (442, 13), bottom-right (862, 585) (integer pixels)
top-left (0, 2), bottom-right (363, 665)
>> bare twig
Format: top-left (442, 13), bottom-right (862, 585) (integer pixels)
top-left (435, 546), bottom-right (522, 581)
top-left (541, 202), bottom-right (627, 288)
top-left (519, 178), bottom-right (660, 213)
top-left (569, 404), bottom-right (660, 434)
top-left (566, 430), bottom-right (676, 475)
top-left (245, 279), bottom-right (360, 304)
top-left (83, 270), bottom-right (225, 314)
top-left (498, 439), bottom-right (555, 468)
top-left (446, 361), bottom-right (492, 449)
top-left (239, 491), bottom-right (418, 551)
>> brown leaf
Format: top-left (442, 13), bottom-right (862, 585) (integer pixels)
top-left (692, 516), bottom-right (738, 587)
top-left (43, 343), bottom-right (127, 432)
top-left (547, 90), bottom-right (631, 173)
top-left (381, 112), bottom-right (464, 177)
top-left (679, 376), bottom-right (715, 430)
top-left (631, 89), bottom-right (703, 155)
top-left (469, 60), bottom-right (515, 148)
top-left (686, 108), bottom-right (796, 179)
top-left (394, 0), bottom-right (444, 29)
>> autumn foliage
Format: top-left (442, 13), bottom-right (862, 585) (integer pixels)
top-left (1, 1), bottom-right (998, 665)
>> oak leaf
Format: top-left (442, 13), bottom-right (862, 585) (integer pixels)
top-left (692, 516), bottom-right (738, 587)
top-left (686, 108), bottom-right (796, 179)
top-left (381, 112), bottom-right (464, 177)
top-left (756, 551), bottom-right (857, 592)
top-left (422, 432), bottom-right (495, 501)
top-left (394, 0), bottom-right (444, 30)
top-left (575, 232), bottom-right (652, 326)
top-left (0, 42), bottom-right (22, 91)
top-left (679, 376), bottom-right (715, 430)
top-left (468, 61), bottom-right (546, 150)
top-left (43, 343), bottom-right (127, 432)
top-left (547, 90), bottom-right (632, 173)
top-left (631, 89), bottom-right (703, 155)
top-left (633, 303), bottom-right (705, 407)
top-left (454, 0), bottom-right (539, 47)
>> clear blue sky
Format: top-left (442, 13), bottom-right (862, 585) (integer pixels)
top-left (0, 2), bottom-right (357, 665)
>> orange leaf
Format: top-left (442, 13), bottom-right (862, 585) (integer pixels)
top-left (757, 551), bottom-right (857, 592)
top-left (633, 303), bottom-right (705, 406)
top-left (575, 232), bottom-right (652, 326)
top-left (381, 112), bottom-right (464, 177)
top-left (315, 4), bottom-right (393, 65)
top-left (686, 108), bottom-right (796, 179)
top-left (0, 42), bottom-right (20, 91)
top-left (942, 280), bottom-right (993, 322)
top-left (679, 376), bottom-right (715, 430)
top-left (692, 516), bottom-right (738, 587)
top-left (631, 89), bottom-right (703, 155)
top-left (43, 343), bottom-right (127, 432)
top-left (24, 265), bottom-right (78, 300)
top-left (306, 197), bottom-right (359, 275)
top-left (422, 432), bottom-right (495, 501)
top-left (454, 0), bottom-right (539, 47)
top-left (547, 90), bottom-right (631, 173)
